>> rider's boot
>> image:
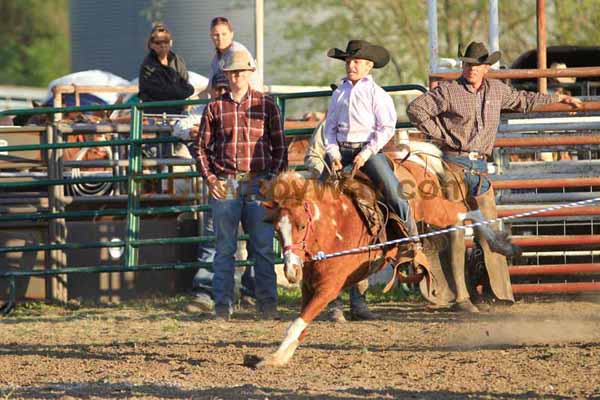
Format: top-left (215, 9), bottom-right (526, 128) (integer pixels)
top-left (327, 296), bottom-right (347, 323)
top-left (349, 286), bottom-right (378, 321)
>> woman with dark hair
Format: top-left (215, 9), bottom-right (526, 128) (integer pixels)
top-left (138, 22), bottom-right (194, 115)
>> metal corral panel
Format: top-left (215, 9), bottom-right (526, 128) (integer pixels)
top-left (70, 0), bottom-right (255, 81)
top-left (0, 225), bottom-right (49, 301)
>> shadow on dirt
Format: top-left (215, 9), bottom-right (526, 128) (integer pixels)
top-left (1, 382), bottom-right (576, 399)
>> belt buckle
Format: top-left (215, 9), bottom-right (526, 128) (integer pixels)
top-left (236, 172), bottom-right (250, 181)
top-left (468, 151), bottom-right (480, 161)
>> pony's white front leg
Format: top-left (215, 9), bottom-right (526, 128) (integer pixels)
top-left (256, 318), bottom-right (307, 368)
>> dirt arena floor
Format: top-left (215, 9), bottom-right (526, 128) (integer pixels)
top-left (1, 295), bottom-right (600, 399)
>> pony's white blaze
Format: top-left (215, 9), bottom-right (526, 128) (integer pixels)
top-left (280, 215), bottom-right (302, 282)
top-left (341, 203), bottom-right (348, 212)
top-left (279, 215), bottom-right (293, 248)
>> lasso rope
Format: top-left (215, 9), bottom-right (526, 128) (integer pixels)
top-left (312, 196), bottom-right (600, 261)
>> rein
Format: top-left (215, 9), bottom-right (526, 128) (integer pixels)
top-left (282, 201), bottom-right (315, 257)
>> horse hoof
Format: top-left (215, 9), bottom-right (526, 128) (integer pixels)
top-left (244, 354), bottom-right (283, 369)
top-left (327, 307), bottom-right (347, 323)
top-left (453, 300), bottom-right (480, 313)
top-left (243, 354), bottom-right (263, 369)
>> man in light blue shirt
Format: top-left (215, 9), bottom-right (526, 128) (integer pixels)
top-left (208, 16), bottom-right (261, 90)
top-left (325, 40), bottom-right (413, 232)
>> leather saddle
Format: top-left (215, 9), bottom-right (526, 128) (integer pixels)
top-left (337, 158), bottom-right (409, 247)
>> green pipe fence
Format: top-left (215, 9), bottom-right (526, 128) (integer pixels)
top-left (0, 84), bottom-right (426, 314)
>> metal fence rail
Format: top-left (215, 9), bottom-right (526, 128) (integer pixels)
top-left (4, 82), bottom-right (599, 311)
top-left (0, 85), bottom-right (427, 313)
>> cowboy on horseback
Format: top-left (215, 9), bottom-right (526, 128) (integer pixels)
top-left (407, 41), bottom-right (582, 312)
top-left (324, 40), bottom-right (420, 242)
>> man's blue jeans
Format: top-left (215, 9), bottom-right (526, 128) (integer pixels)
top-left (209, 174), bottom-right (276, 310)
top-left (340, 148), bottom-right (410, 221)
top-left (193, 210), bottom-right (256, 299)
top-left (443, 154), bottom-right (491, 197)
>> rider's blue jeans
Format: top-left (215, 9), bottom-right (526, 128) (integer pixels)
top-left (340, 148), bottom-right (410, 221)
top-left (209, 174), bottom-right (276, 311)
top-left (442, 154), bottom-right (491, 197)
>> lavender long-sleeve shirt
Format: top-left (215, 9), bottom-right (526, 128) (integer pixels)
top-left (324, 75), bottom-right (397, 161)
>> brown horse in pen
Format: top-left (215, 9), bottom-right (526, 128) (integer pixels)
top-left (250, 149), bottom-right (519, 367)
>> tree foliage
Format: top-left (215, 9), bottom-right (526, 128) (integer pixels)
top-left (269, 0), bottom-right (600, 86)
top-left (0, 0), bottom-right (69, 87)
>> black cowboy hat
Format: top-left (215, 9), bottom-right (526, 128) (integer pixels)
top-left (327, 40), bottom-right (390, 69)
top-left (458, 41), bottom-right (501, 65)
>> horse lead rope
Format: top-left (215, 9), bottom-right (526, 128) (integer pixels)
top-left (311, 196), bottom-right (600, 261)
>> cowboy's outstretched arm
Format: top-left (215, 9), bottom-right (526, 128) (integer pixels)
top-left (406, 86), bottom-right (448, 140)
top-left (500, 81), bottom-right (582, 112)
top-left (557, 93), bottom-right (583, 108)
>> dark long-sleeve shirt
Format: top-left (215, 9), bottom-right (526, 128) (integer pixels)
top-left (407, 77), bottom-right (558, 155)
top-left (138, 50), bottom-right (194, 115)
top-left (196, 88), bottom-right (287, 184)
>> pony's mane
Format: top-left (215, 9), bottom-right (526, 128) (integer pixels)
top-left (271, 171), bottom-right (340, 204)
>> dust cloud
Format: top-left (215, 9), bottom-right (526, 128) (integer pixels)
top-left (446, 315), bottom-right (600, 348)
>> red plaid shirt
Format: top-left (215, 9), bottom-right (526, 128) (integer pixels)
top-left (196, 88), bottom-right (287, 183)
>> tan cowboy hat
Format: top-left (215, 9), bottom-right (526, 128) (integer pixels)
top-left (221, 51), bottom-right (256, 72)
top-left (327, 40), bottom-right (390, 68)
top-left (458, 41), bottom-right (501, 65)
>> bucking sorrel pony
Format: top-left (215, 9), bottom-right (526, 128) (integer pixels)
top-left (249, 145), bottom-right (519, 368)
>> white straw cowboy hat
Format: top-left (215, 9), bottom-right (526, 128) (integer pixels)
top-left (550, 62), bottom-right (576, 84)
top-left (220, 51), bottom-right (256, 72)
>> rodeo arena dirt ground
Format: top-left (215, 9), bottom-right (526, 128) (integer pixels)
top-left (1, 293), bottom-right (600, 399)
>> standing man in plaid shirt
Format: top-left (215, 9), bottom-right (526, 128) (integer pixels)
top-left (196, 50), bottom-right (287, 321)
top-left (407, 41), bottom-right (581, 313)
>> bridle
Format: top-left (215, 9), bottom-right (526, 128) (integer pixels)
top-left (282, 201), bottom-right (315, 259)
